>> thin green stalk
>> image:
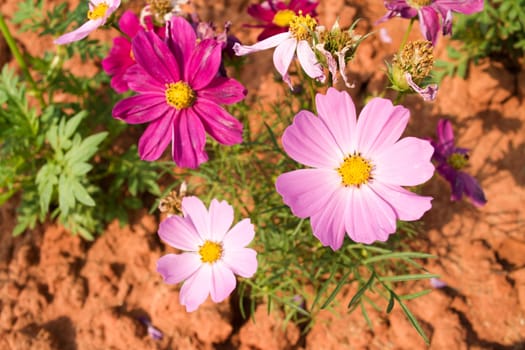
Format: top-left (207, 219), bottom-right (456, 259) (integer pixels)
top-left (0, 13), bottom-right (45, 107)
top-left (399, 18), bottom-right (415, 51)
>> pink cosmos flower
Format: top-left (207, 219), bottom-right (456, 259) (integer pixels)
top-left (54, 0), bottom-right (121, 45)
top-left (247, 0), bottom-right (318, 41)
top-left (379, 0), bottom-right (484, 45)
top-left (157, 196), bottom-right (258, 312)
top-left (102, 11), bottom-right (163, 93)
top-left (276, 88), bottom-right (435, 249)
top-left (112, 16), bottom-right (246, 168)
top-left (234, 13), bottom-right (324, 88)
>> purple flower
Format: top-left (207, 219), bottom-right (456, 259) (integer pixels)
top-left (379, 0), bottom-right (484, 45)
top-left (102, 11), bottom-right (163, 93)
top-left (247, 0), bottom-right (318, 41)
top-left (54, 0), bottom-right (121, 44)
top-left (138, 316), bottom-right (163, 340)
top-left (112, 16), bottom-right (246, 168)
top-left (431, 119), bottom-right (487, 207)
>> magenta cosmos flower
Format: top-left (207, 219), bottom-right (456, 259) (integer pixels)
top-left (379, 0), bottom-right (483, 45)
top-left (276, 88), bottom-right (435, 249)
top-left (234, 12), bottom-right (324, 88)
top-left (102, 10), bottom-right (163, 93)
top-left (112, 16), bottom-right (246, 168)
top-left (431, 119), bottom-right (486, 206)
top-left (247, 0), bottom-right (318, 41)
top-left (157, 196), bottom-right (258, 312)
top-left (54, 0), bottom-right (121, 45)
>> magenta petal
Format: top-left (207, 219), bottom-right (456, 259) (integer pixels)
top-left (157, 253), bottom-right (201, 284)
top-left (119, 10), bottom-right (142, 37)
top-left (138, 110), bottom-right (175, 161)
top-left (132, 31), bottom-right (180, 83)
top-left (167, 16), bottom-right (197, 65)
top-left (223, 218), bottom-right (255, 250)
top-left (310, 187), bottom-right (350, 250)
top-left (276, 168), bottom-right (341, 218)
top-left (433, 0), bottom-right (484, 14)
top-left (316, 87), bottom-right (357, 153)
top-left (374, 137), bottom-right (435, 186)
top-left (172, 109), bottom-right (208, 168)
top-left (210, 263), bottom-right (236, 303)
top-left (185, 39), bottom-right (222, 90)
top-left (124, 64), bottom-right (166, 93)
top-left (112, 94), bottom-right (167, 124)
top-left (436, 119), bottom-right (455, 156)
top-left (356, 98), bottom-right (410, 157)
top-left (158, 214), bottom-right (202, 250)
top-left (223, 248), bottom-right (257, 278)
top-left (370, 182), bottom-right (433, 221)
top-left (54, 19), bottom-right (102, 44)
top-left (192, 100), bottom-right (243, 146)
top-left (197, 77), bottom-right (246, 105)
top-left (282, 110), bottom-right (344, 168)
top-left (179, 265), bottom-right (212, 312)
top-left (418, 7), bottom-right (441, 45)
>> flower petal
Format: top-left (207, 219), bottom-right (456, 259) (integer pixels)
top-left (316, 88), bottom-right (357, 154)
top-left (112, 94), bottom-right (167, 124)
top-left (282, 110), bottom-right (345, 168)
top-left (296, 40), bottom-right (325, 82)
top-left (132, 30), bottom-right (180, 83)
top-left (119, 10), bottom-right (142, 37)
top-left (347, 186), bottom-right (396, 244)
top-left (167, 16), bottom-right (197, 65)
top-left (356, 97), bottom-right (410, 157)
top-left (233, 32), bottom-right (290, 55)
top-left (158, 214), bottom-right (202, 250)
top-left (138, 110), bottom-right (175, 161)
top-left (210, 262), bottom-right (236, 303)
top-left (223, 218), bottom-right (255, 250)
top-left (374, 137), bottom-right (435, 186)
top-left (222, 248), bottom-right (258, 278)
top-left (157, 253), bottom-right (202, 284)
top-left (54, 19), bottom-right (103, 45)
top-left (433, 0), bottom-right (484, 14)
top-left (418, 7), bottom-right (441, 45)
top-left (185, 39), bottom-right (222, 90)
top-left (369, 182), bottom-right (433, 221)
top-left (310, 187), bottom-right (350, 250)
top-left (276, 168), bottom-right (341, 219)
top-left (208, 199), bottom-right (234, 242)
top-left (197, 77), bottom-right (246, 105)
top-left (179, 264), bottom-right (212, 312)
top-left (192, 99), bottom-right (243, 146)
top-left (124, 64), bottom-right (166, 94)
top-left (273, 37), bottom-right (297, 88)
top-left (181, 196), bottom-right (211, 241)
top-left (459, 172), bottom-right (487, 207)
top-left (171, 108), bottom-right (208, 168)
top-left (436, 119), bottom-right (455, 156)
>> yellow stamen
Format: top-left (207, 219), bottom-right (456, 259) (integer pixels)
top-left (87, 2), bottom-right (109, 20)
top-left (288, 13), bottom-right (317, 41)
top-left (272, 9), bottom-right (295, 27)
top-left (198, 241), bottom-right (223, 263)
top-left (447, 153), bottom-right (469, 170)
top-left (407, 0), bottom-right (433, 8)
top-left (165, 82), bottom-right (195, 110)
top-left (337, 153), bottom-right (373, 187)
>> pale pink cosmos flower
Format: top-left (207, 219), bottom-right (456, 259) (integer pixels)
top-left (233, 12), bottom-right (324, 88)
top-left (276, 88), bottom-right (435, 249)
top-left (157, 196), bottom-right (258, 312)
top-left (54, 0), bottom-right (121, 45)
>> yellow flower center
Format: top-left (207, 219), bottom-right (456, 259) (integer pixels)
top-left (407, 0), bottom-right (433, 8)
top-left (289, 13), bottom-right (317, 41)
top-left (198, 241), bottom-right (223, 263)
top-left (165, 82), bottom-right (195, 109)
top-left (272, 9), bottom-right (296, 27)
top-left (337, 153), bottom-right (373, 187)
top-left (87, 2), bottom-right (109, 20)
top-left (447, 153), bottom-right (469, 170)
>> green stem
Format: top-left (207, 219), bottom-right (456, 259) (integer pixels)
top-left (399, 18), bottom-right (415, 52)
top-left (111, 22), bottom-right (131, 41)
top-left (0, 13), bottom-right (45, 107)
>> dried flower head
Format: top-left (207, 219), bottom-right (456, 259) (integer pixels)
top-left (143, 0), bottom-right (188, 25)
top-left (158, 181), bottom-right (187, 216)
